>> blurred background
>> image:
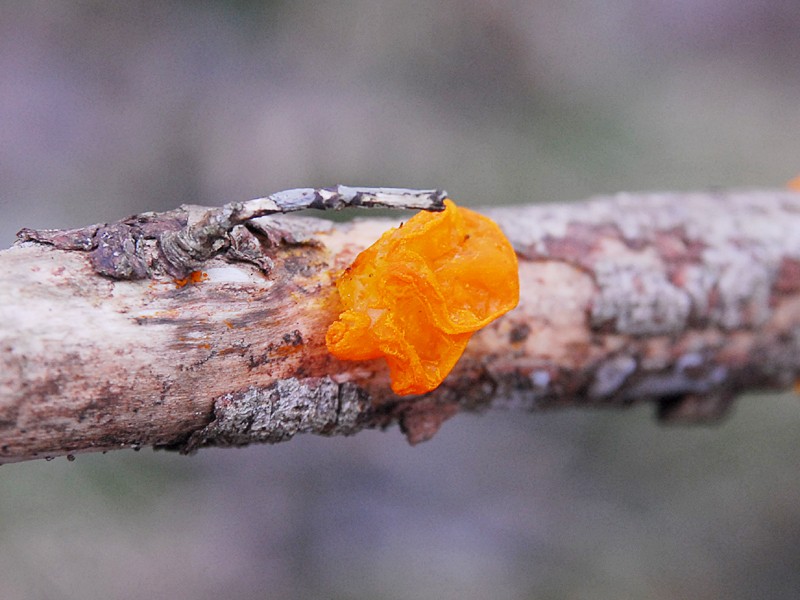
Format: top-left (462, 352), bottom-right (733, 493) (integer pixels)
top-left (2, 1), bottom-right (800, 598)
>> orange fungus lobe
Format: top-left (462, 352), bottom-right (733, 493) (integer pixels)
top-left (326, 199), bottom-right (519, 396)
top-left (788, 174), bottom-right (800, 191)
top-left (174, 270), bottom-right (208, 288)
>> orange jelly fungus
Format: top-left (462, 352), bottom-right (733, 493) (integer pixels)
top-left (788, 175), bottom-right (800, 191)
top-left (174, 270), bottom-right (208, 288)
top-left (326, 199), bottom-right (519, 396)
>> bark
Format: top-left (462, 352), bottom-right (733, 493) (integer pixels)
top-left (3, 187), bottom-right (800, 463)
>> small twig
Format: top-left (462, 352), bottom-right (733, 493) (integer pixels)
top-left (166, 186), bottom-right (447, 266)
top-left (18, 186), bottom-right (448, 280)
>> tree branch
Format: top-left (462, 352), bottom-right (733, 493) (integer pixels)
top-left (3, 188), bottom-right (800, 463)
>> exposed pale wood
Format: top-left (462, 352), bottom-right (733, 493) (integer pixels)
top-left (3, 188), bottom-right (800, 463)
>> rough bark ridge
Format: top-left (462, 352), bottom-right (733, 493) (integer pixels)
top-left (3, 188), bottom-right (800, 463)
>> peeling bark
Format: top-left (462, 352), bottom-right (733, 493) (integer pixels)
top-left (3, 188), bottom-right (800, 463)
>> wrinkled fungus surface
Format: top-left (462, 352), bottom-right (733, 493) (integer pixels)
top-left (326, 199), bottom-right (520, 395)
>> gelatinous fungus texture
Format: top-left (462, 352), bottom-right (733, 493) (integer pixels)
top-left (326, 199), bottom-right (520, 396)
